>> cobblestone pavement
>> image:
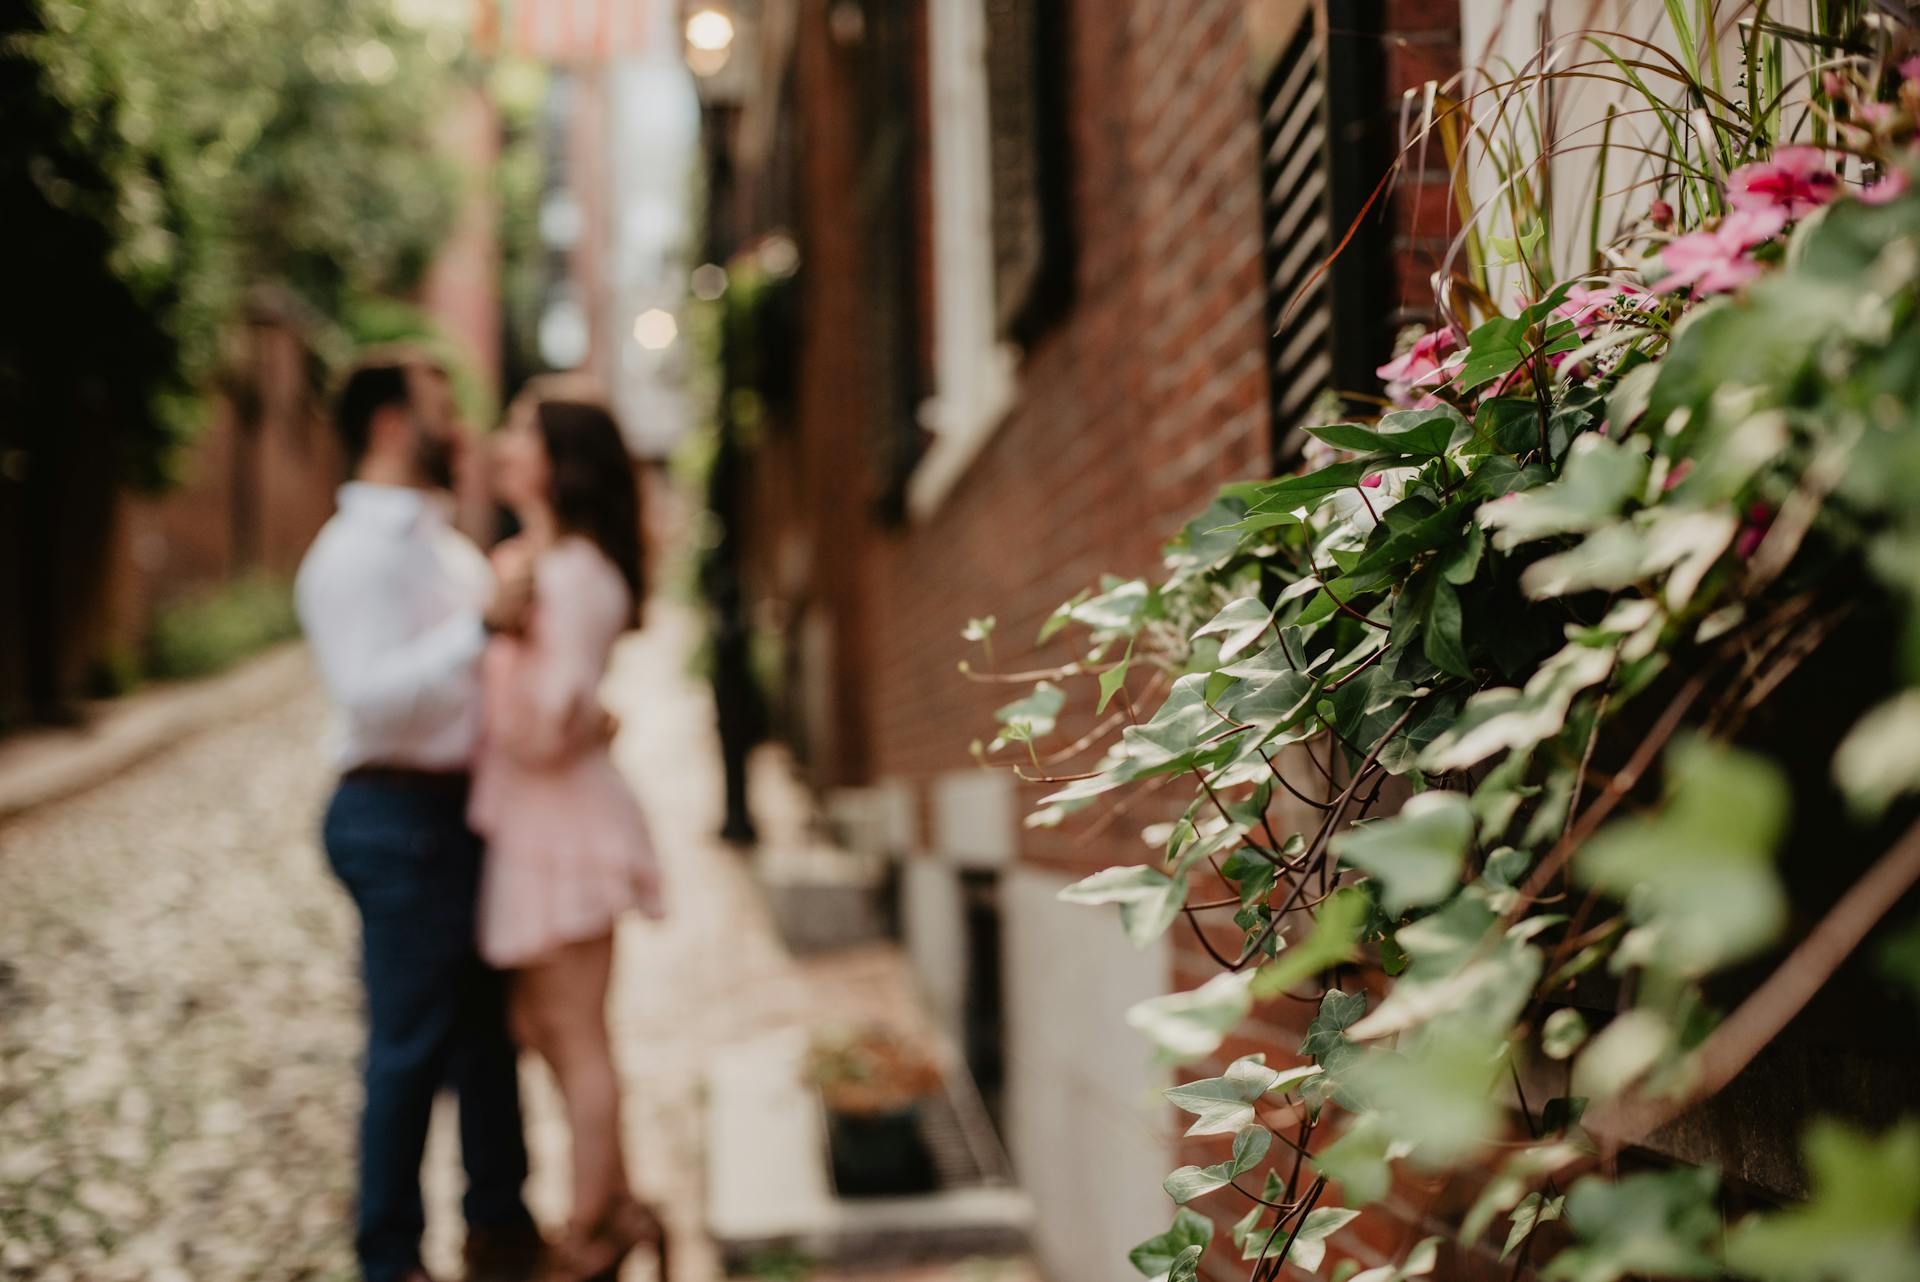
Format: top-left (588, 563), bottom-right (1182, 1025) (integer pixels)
top-left (0, 603), bottom-right (1036, 1282)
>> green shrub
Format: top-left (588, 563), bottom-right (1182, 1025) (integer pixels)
top-left (146, 575), bottom-right (298, 681)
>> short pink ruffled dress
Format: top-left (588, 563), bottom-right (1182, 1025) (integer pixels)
top-left (471, 537), bottom-right (664, 968)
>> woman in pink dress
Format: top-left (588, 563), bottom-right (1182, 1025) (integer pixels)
top-left (470, 392), bottom-right (667, 1282)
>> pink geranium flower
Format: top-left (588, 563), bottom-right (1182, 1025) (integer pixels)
top-left (1555, 283), bottom-right (1649, 336)
top-left (1900, 55), bottom-right (1920, 82)
top-left (1861, 168), bottom-right (1911, 204)
top-left (1650, 208), bottom-right (1788, 295)
top-left (1735, 501), bottom-right (1774, 559)
top-left (1727, 146), bottom-right (1840, 219)
top-left (1376, 327), bottom-right (1462, 406)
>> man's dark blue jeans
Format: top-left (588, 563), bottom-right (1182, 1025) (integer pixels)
top-left (323, 772), bottom-right (534, 1282)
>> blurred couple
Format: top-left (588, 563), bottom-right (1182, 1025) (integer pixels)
top-left (294, 349), bottom-right (669, 1282)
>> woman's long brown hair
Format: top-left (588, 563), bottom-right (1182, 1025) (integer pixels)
top-left (534, 397), bottom-right (645, 622)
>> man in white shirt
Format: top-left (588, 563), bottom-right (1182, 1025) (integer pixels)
top-left (296, 352), bottom-right (541, 1282)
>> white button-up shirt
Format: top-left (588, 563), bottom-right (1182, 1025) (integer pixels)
top-left (295, 483), bottom-right (494, 772)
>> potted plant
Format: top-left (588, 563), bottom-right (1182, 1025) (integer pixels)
top-left (806, 1026), bottom-right (943, 1197)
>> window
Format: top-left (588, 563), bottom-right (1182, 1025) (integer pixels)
top-left (912, 0), bottom-right (1020, 518)
top-left (1257, 3), bottom-right (1391, 465)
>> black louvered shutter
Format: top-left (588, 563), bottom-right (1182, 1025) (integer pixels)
top-left (984, 0), bottom-right (1071, 343)
top-left (1259, 3), bottom-right (1389, 465)
top-left (856, 0), bottom-right (924, 524)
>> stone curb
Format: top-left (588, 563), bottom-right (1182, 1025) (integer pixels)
top-left (0, 642), bottom-right (314, 825)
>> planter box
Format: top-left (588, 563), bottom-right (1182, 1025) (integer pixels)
top-left (823, 1101), bottom-right (938, 1197)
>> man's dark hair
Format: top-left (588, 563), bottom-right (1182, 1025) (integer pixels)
top-left (331, 346), bottom-right (445, 472)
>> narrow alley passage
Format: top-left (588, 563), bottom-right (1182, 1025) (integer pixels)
top-left (0, 603), bottom-right (1031, 1282)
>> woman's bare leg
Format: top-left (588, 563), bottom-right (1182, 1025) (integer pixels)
top-left (512, 934), bottom-right (629, 1232)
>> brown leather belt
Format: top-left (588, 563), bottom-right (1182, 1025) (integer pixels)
top-left (341, 765), bottom-right (471, 792)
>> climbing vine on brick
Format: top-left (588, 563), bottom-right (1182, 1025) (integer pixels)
top-left (968, 7), bottom-right (1920, 1279)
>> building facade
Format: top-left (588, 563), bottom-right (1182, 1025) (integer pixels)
top-left (699, 2), bottom-right (1461, 1278)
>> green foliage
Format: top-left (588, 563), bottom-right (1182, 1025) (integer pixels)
top-left (1725, 1121), bottom-right (1920, 1282)
top-left (22, 0), bottom-right (464, 464)
top-left (962, 5), bottom-right (1920, 1277)
top-left (146, 575), bottom-right (298, 680)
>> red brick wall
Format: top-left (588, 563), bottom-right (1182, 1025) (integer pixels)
top-left (103, 317), bottom-right (342, 663)
top-left (731, 1), bottom-right (1466, 1276)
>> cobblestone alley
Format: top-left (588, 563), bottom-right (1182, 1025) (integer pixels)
top-left (0, 603), bottom-right (1031, 1282)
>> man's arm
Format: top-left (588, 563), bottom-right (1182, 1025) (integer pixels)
top-left (296, 536), bottom-right (492, 747)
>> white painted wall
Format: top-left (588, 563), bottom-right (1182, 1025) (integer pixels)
top-left (931, 769), bottom-right (1019, 867)
top-left (900, 855), bottom-right (969, 1049)
top-left (1004, 866), bottom-right (1174, 1282)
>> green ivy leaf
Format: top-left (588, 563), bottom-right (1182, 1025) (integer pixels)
top-left (1424, 577), bottom-right (1473, 679)
top-left (1311, 1114), bottom-right (1408, 1205)
top-left (1280, 1206), bottom-right (1362, 1273)
top-left (1541, 1167), bottom-right (1722, 1282)
top-left (1477, 434), bottom-right (1648, 549)
top-left (1300, 989), bottom-right (1368, 1109)
top-left (1348, 1237), bottom-right (1443, 1282)
top-left (1057, 865), bottom-right (1188, 950)
top-left (1164, 1057), bottom-right (1322, 1136)
top-left (1194, 597), bottom-right (1278, 662)
top-left (1241, 460), bottom-right (1379, 516)
top-left (1344, 1031), bottom-right (1507, 1167)
top-left (1834, 689), bottom-right (1920, 819)
top-left (1575, 736), bottom-right (1788, 977)
top-left (1129, 1208), bottom-right (1214, 1281)
top-left (1251, 886), bottom-right (1369, 997)
top-left (1723, 1120), bottom-right (1920, 1282)
top-left (1421, 640), bottom-right (1616, 772)
top-left (1308, 406), bottom-right (1469, 458)
top-left (1097, 640), bottom-right (1135, 714)
top-left (1351, 501), bottom-right (1473, 577)
top-left (991, 681), bottom-right (1066, 751)
top-left (1127, 970), bottom-right (1256, 1062)
top-left (1503, 1192), bottom-right (1566, 1260)
top-left (1331, 791), bottom-right (1473, 915)
top-left (1541, 1007), bottom-right (1589, 1060)
top-left (1461, 1142), bottom-right (1589, 1243)
top-left (1162, 1124), bottom-right (1272, 1205)
top-left (1347, 897), bottom-right (1543, 1042)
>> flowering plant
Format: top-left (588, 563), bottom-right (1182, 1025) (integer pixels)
top-left (967, 7), bottom-right (1920, 1280)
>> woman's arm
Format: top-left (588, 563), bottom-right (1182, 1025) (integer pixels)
top-left (493, 545), bottom-right (627, 767)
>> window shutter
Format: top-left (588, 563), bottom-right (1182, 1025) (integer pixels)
top-left (855, 0), bottom-right (924, 524)
top-left (1258, 4), bottom-right (1389, 464)
top-left (983, 0), bottom-right (1070, 342)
